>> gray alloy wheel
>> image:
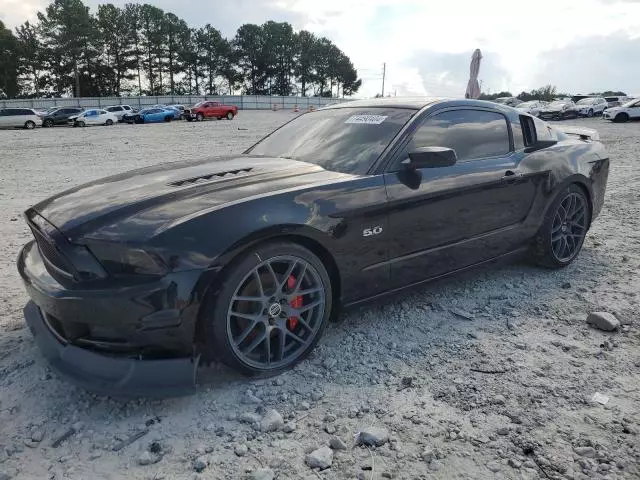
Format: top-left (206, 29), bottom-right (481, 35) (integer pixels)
top-left (105, 119), bottom-right (114, 126)
top-left (226, 111), bottom-right (234, 120)
top-left (24, 121), bottom-right (36, 129)
top-left (76, 120), bottom-right (85, 127)
top-left (43, 119), bottom-right (54, 127)
top-left (205, 242), bottom-right (332, 376)
top-left (532, 184), bottom-right (590, 268)
top-left (587, 109), bottom-right (594, 117)
top-left (196, 113), bottom-right (204, 121)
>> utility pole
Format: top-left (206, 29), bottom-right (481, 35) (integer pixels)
top-left (381, 63), bottom-right (386, 97)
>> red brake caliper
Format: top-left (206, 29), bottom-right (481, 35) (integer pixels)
top-left (287, 275), bottom-right (302, 330)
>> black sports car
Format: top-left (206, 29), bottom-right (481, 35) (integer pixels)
top-left (538, 100), bottom-right (579, 121)
top-left (18, 98), bottom-right (610, 396)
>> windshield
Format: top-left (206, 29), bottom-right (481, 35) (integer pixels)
top-left (246, 107), bottom-right (416, 174)
top-left (494, 98), bottom-right (509, 104)
top-left (577, 98), bottom-right (596, 105)
top-left (517, 102), bottom-right (535, 108)
top-left (621, 98), bottom-right (638, 108)
top-left (548, 101), bottom-right (569, 108)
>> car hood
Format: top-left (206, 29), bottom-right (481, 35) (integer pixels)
top-left (31, 155), bottom-right (351, 240)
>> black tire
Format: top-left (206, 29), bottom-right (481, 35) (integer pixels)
top-left (24, 121), bottom-right (36, 130)
top-left (164, 115), bottom-right (172, 122)
top-left (202, 241), bottom-right (333, 376)
top-left (196, 113), bottom-right (204, 121)
top-left (614, 113), bottom-right (629, 123)
top-left (43, 119), bottom-right (54, 128)
top-left (226, 111), bottom-right (235, 120)
top-left (531, 184), bottom-right (591, 269)
top-left (105, 119), bottom-right (114, 126)
top-left (76, 120), bottom-right (85, 127)
top-left (135, 115), bottom-right (143, 124)
top-left (587, 109), bottom-right (594, 118)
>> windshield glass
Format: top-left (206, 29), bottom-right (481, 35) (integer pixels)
top-left (548, 101), bottom-right (569, 108)
top-left (621, 99), bottom-right (638, 107)
top-left (577, 98), bottom-right (596, 105)
top-left (517, 102), bottom-right (535, 107)
top-left (247, 107), bottom-right (416, 174)
top-left (494, 98), bottom-right (508, 104)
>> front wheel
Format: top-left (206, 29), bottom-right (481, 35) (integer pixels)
top-left (164, 115), bottom-right (172, 122)
top-left (226, 111), bottom-right (235, 120)
top-left (196, 113), bottom-right (204, 121)
top-left (43, 119), bottom-right (54, 128)
top-left (24, 121), bottom-right (36, 130)
top-left (614, 113), bottom-right (629, 123)
top-left (587, 109), bottom-right (594, 118)
top-left (105, 119), bottom-right (114, 126)
top-left (76, 120), bottom-right (85, 127)
top-left (531, 184), bottom-right (590, 268)
top-left (203, 242), bottom-right (332, 376)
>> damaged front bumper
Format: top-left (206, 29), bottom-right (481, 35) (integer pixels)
top-left (24, 301), bottom-right (199, 397)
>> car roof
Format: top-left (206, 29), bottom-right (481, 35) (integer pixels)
top-left (322, 97), bottom-right (448, 110)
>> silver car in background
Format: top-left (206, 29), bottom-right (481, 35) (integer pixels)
top-left (515, 100), bottom-right (548, 117)
top-left (0, 108), bottom-right (43, 129)
top-left (103, 105), bottom-right (134, 122)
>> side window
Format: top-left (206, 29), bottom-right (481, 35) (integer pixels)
top-left (533, 117), bottom-right (556, 141)
top-left (407, 109), bottom-right (511, 162)
top-left (512, 119), bottom-right (525, 150)
top-left (98, 110), bottom-right (107, 114)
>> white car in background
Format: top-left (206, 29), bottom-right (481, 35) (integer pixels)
top-left (103, 105), bottom-right (134, 121)
top-left (575, 97), bottom-right (608, 117)
top-left (494, 96), bottom-right (522, 107)
top-left (515, 100), bottom-right (547, 117)
top-left (0, 108), bottom-right (43, 129)
top-left (603, 98), bottom-right (640, 123)
top-left (69, 109), bottom-right (118, 127)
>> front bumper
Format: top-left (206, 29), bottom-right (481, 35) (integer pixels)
top-left (17, 241), bottom-right (212, 397)
top-left (24, 301), bottom-right (199, 397)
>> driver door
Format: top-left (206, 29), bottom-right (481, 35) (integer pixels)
top-left (383, 107), bottom-right (538, 288)
top-left (628, 100), bottom-right (640, 119)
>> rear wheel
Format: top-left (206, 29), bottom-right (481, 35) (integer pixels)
top-left (531, 184), bottom-right (590, 268)
top-left (105, 119), bottom-right (114, 126)
top-left (196, 113), bottom-right (204, 121)
top-left (226, 111), bottom-right (235, 120)
top-left (614, 113), bottom-right (629, 123)
top-left (24, 121), bottom-right (36, 130)
top-left (203, 242), bottom-right (332, 376)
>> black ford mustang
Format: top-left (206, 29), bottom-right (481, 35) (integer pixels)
top-left (17, 98), bottom-right (610, 396)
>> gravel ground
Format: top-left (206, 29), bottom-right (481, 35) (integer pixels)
top-left (0, 112), bottom-right (638, 480)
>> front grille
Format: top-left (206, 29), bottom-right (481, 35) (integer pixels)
top-left (169, 168), bottom-right (253, 187)
top-left (28, 221), bottom-right (74, 279)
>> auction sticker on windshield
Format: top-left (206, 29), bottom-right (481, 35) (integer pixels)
top-left (345, 115), bottom-right (388, 125)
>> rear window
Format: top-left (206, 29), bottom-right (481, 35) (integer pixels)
top-left (246, 108), bottom-right (416, 174)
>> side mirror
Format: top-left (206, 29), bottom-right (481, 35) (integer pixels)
top-left (404, 147), bottom-right (457, 169)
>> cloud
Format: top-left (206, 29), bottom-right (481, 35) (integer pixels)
top-left (532, 34), bottom-right (640, 95)
top-left (405, 50), bottom-right (511, 97)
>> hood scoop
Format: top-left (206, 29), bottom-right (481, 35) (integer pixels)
top-left (169, 168), bottom-right (253, 187)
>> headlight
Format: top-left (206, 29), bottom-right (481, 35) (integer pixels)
top-left (88, 243), bottom-right (167, 276)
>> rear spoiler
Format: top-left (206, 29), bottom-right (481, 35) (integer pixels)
top-left (558, 126), bottom-right (600, 141)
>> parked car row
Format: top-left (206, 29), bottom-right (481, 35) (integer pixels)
top-left (0, 101), bottom-right (239, 130)
top-left (496, 95), bottom-right (636, 121)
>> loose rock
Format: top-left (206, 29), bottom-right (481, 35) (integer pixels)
top-left (239, 412), bottom-right (262, 425)
top-left (574, 446), bottom-right (596, 458)
top-left (486, 461), bottom-right (501, 473)
top-left (283, 422), bottom-right (296, 433)
top-left (234, 444), bottom-right (248, 457)
top-left (356, 427), bottom-right (389, 447)
top-left (137, 451), bottom-right (161, 466)
top-left (260, 409), bottom-right (284, 432)
top-left (306, 446), bottom-right (333, 470)
top-left (329, 437), bottom-right (347, 451)
top-left (193, 456), bottom-right (208, 472)
top-left (587, 312), bottom-right (620, 332)
top-left (248, 468), bottom-right (275, 480)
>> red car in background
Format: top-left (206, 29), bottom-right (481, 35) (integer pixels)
top-left (185, 101), bottom-right (238, 121)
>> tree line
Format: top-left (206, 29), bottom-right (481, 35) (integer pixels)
top-left (0, 0), bottom-right (362, 99)
top-left (479, 85), bottom-right (627, 102)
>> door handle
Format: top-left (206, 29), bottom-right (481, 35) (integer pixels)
top-left (501, 170), bottom-right (523, 183)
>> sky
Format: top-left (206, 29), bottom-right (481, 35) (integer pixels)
top-left (2, 0), bottom-right (640, 98)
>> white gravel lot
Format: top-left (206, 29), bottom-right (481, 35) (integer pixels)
top-left (0, 112), bottom-right (638, 480)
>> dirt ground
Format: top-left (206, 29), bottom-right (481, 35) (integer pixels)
top-left (0, 112), bottom-right (638, 480)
